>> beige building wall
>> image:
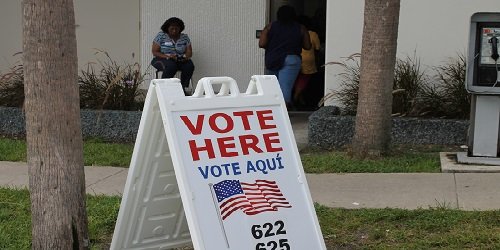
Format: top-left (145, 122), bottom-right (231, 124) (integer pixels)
top-left (5, 0), bottom-right (498, 105)
top-left (324, 0), bottom-right (500, 107)
top-left (0, 0), bottom-right (140, 74)
top-left (0, 1), bottom-right (23, 71)
top-left (140, 0), bottom-right (267, 91)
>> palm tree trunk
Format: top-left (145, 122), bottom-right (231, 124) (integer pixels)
top-left (22, 0), bottom-right (89, 248)
top-left (351, 0), bottom-right (401, 158)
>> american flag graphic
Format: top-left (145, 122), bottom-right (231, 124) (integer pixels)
top-left (212, 179), bottom-right (292, 220)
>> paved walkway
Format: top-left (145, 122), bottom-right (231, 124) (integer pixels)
top-left (2, 161), bottom-right (500, 211)
top-left (2, 112), bottom-right (500, 211)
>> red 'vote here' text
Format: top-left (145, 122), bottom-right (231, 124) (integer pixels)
top-left (180, 110), bottom-right (283, 161)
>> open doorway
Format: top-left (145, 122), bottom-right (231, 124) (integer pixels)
top-left (269, 0), bottom-right (326, 111)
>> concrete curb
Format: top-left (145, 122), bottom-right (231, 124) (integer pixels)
top-left (440, 152), bottom-right (500, 173)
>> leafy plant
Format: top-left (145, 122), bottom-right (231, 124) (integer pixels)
top-left (0, 51), bottom-right (149, 111)
top-left (418, 53), bottom-right (470, 119)
top-left (0, 55), bottom-right (24, 108)
top-left (392, 54), bottom-right (427, 116)
top-left (79, 50), bottom-right (146, 111)
top-left (328, 52), bottom-right (468, 119)
top-left (328, 53), bottom-right (361, 115)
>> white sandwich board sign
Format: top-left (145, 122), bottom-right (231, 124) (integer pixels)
top-left (110, 75), bottom-right (326, 250)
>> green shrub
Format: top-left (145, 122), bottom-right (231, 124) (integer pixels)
top-left (330, 54), bottom-right (361, 115)
top-left (418, 53), bottom-right (470, 119)
top-left (0, 58), bottom-right (24, 108)
top-left (79, 51), bottom-right (146, 111)
top-left (330, 52), bottom-right (469, 119)
top-left (0, 51), bottom-right (148, 111)
top-left (392, 54), bottom-right (427, 116)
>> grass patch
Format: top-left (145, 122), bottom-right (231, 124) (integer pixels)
top-left (301, 151), bottom-right (440, 173)
top-left (0, 138), bottom-right (26, 162)
top-left (2, 188), bottom-right (499, 249)
top-left (0, 187), bottom-right (120, 250)
top-left (86, 195), bottom-right (121, 249)
top-left (0, 138), bottom-right (460, 173)
top-left (0, 188), bottom-right (31, 249)
top-left (0, 138), bottom-right (133, 167)
top-left (315, 204), bottom-right (500, 249)
top-left (301, 144), bottom-right (461, 173)
top-left (83, 139), bottom-right (134, 167)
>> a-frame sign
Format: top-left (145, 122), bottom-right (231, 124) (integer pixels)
top-left (110, 76), bottom-right (326, 250)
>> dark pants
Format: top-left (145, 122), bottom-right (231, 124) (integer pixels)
top-left (151, 57), bottom-right (195, 88)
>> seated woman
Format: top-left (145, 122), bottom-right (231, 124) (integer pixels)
top-left (151, 17), bottom-right (195, 92)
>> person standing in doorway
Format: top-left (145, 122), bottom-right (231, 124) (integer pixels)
top-left (259, 5), bottom-right (311, 107)
top-left (151, 17), bottom-right (194, 93)
top-left (293, 15), bottom-right (321, 108)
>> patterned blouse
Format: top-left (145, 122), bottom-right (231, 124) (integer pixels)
top-left (153, 32), bottom-right (191, 56)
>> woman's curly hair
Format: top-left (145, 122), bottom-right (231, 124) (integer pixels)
top-left (161, 17), bottom-right (185, 33)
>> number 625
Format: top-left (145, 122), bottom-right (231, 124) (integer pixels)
top-left (255, 239), bottom-right (290, 250)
